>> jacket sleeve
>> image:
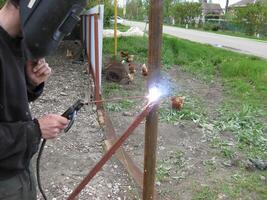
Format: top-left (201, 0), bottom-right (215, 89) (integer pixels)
top-left (0, 120), bottom-right (41, 172)
top-left (27, 81), bottom-right (44, 102)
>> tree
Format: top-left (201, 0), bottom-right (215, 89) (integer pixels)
top-left (126, 0), bottom-right (146, 20)
top-left (86, 0), bottom-right (114, 26)
top-left (163, 0), bottom-right (173, 24)
top-left (170, 2), bottom-right (201, 25)
top-left (225, 0), bottom-right (229, 13)
top-left (233, 2), bottom-right (267, 35)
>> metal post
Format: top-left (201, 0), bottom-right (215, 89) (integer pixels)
top-left (143, 0), bottom-right (163, 199)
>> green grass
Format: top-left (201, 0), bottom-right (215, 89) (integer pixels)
top-left (103, 36), bottom-right (148, 63)
top-left (105, 99), bottom-right (135, 112)
top-left (210, 30), bottom-right (267, 42)
top-left (167, 23), bottom-right (267, 41)
top-left (159, 95), bottom-right (207, 124)
top-left (103, 35), bottom-right (267, 157)
top-left (102, 82), bottom-right (136, 112)
top-left (104, 24), bottom-right (130, 32)
top-left (193, 171), bottom-right (267, 200)
top-left (104, 35), bottom-right (267, 110)
top-left (214, 104), bottom-right (267, 159)
top-left (156, 150), bottom-right (186, 182)
top-left (193, 185), bottom-right (218, 200)
top-left (103, 35), bottom-right (267, 200)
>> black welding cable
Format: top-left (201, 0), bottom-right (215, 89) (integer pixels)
top-left (36, 139), bottom-right (48, 200)
top-left (35, 100), bottom-right (83, 200)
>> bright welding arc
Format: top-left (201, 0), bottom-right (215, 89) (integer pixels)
top-left (146, 86), bottom-right (162, 103)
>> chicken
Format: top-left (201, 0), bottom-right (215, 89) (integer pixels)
top-left (127, 73), bottom-right (134, 82)
top-left (127, 55), bottom-right (134, 62)
top-left (66, 49), bottom-right (74, 59)
top-left (120, 51), bottom-right (129, 58)
top-left (171, 96), bottom-right (185, 110)
top-left (120, 51), bottom-right (134, 63)
top-left (141, 63), bottom-right (148, 76)
top-left (128, 63), bottom-right (136, 74)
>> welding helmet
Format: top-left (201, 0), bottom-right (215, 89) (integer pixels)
top-left (20, 0), bottom-right (87, 59)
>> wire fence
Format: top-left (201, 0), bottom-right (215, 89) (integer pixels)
top-left (205, 19), bottom-right (267, 38)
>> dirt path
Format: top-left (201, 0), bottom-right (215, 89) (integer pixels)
top-left (103, 64), bottom-right (228, 199)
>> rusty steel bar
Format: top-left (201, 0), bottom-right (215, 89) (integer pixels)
top-left (67, 103), bottom-right (156, 200)
top-left (143, 0), bottom-right (163, 198)
top-left (88, 16), bottom-right (91, 72)
top-left (93, 14), bottom-right (101, 108)
top-left (87, 95), bottom-right (146, 104)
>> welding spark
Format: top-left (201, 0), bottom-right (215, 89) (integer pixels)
top-left (146, 86), bottom-right (162, 103)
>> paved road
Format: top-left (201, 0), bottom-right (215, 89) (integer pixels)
top-left (124, 20), bottom-right (267, 59)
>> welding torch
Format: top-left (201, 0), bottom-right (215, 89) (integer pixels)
top-left (37, 93), bottom-right (158, 200)
top-left (36, 96), bottom-right (146, 200)
top-left (37, 99), bottom-right (85, 200)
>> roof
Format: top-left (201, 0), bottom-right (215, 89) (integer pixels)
top-left (202, 3), bottom-right (223, 15)
top-left (230, 0), bottom-right (266, 8)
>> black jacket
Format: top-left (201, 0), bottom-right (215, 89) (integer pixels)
top-left (0, 26), bottom-right (43, 180)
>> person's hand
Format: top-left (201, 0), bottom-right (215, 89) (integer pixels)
top-left (26, 58), bottom-right (52, 86)
top-left (37, 114), bottom-right (69, 139)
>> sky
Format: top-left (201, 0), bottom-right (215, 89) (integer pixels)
top-left (118, 0), bottom-right (241, 9)
top-left (212, 0), bottom-right (240, 8)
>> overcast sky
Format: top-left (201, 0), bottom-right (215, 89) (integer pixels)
top-left (212, 0), bottom-right (240, 8)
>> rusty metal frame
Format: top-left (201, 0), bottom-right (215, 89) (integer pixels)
top-left (82, 8), bottom-right (146, 192)
top-left (69, 2), bottom-right (163, 199)
top-left (67, 103), bottom-right (155, 200)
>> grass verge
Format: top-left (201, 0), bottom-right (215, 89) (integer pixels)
top-left (104, 35), bottom-right (267, 110)
top-left (193, 171), bottom-right (267, 200)
top-left (104, 24), bottom-right (130, 32)
top-left (103, 35), bottom-right (267, 156)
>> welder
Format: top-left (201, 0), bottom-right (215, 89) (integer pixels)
top-left (0, 0), bottom-right (86, 199)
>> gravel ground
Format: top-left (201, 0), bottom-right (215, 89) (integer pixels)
top-left (30, 41), bottom-right (139, 200)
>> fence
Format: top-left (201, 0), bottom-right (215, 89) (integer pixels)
top-left (205, 19), bottom-right (267, 37)
top-left (82, 5), bottom-right (104, 106)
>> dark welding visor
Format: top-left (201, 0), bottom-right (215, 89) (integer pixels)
top-left (20, 0), bottom-right (87, 59)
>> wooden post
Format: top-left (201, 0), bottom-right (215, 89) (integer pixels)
top-left (143, 0), bottom-right (163, 199)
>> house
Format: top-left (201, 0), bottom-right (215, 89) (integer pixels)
top-left (202, 3), bottom-right (224, 21)
top-left (229, 0), bottom-right (266, 8)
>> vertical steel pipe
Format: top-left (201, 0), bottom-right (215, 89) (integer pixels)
top-left (143, 0), bottom-right (163, 199)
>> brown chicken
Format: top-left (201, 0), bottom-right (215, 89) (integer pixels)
top-left (171, 96), bottom-right (185, 110)
top-left (120, 51), bottom-right (129, 58)
top-left (128, 63), bottom-right (136, 74)
top-left (141, 64), bottom-right (148, 76)
top-left (127, 73), bottom-right (134, 82)
top-left (121, 51), bottom-right (134, 63)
